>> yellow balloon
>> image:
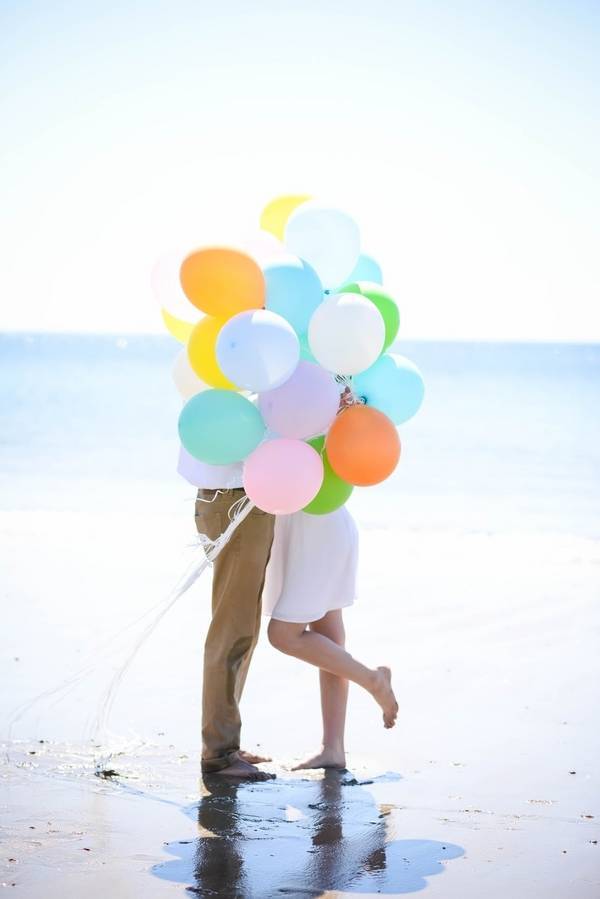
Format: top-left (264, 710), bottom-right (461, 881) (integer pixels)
top-left (187, 316), bottom-right (237, 389)
top-left (259, 194), bottom-right (311, 240)
top-left (161, 307), bottom-right (195, 344)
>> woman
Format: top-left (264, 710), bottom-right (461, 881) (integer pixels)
top-left (263, 395), bottom-right (398, 770)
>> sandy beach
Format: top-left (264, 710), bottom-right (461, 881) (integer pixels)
top-left (2, 503), bottom-right (599, 897)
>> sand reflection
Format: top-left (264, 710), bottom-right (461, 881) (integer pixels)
top-left (153, 769), bottom-right (463, 895)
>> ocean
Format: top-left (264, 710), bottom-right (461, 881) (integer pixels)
top-left (1, 333), bottom-right (598, 537)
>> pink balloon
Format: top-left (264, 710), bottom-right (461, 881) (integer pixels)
top-left (239, 230), bottom-right (288, 268)
top-left (258, 360), bottom-right (341, 439)
top-left (243, 438), bottom-right (324, 514)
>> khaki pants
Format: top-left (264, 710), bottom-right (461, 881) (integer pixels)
top-left (195, 488), bottom-right (275, 772)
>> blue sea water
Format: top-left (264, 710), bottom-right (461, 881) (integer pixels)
top-left (0, 333), bottom-right (599, 537)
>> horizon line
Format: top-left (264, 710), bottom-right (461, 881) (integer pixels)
top-left (1, 329), bottom-right (599, 348)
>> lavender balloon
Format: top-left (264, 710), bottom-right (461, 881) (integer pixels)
top-left (177, 445), bottom-right (242, 488)
top-left (258, 360), bottom-right (341, 439)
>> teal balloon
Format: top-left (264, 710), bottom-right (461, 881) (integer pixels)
top-left (298, 331), bottom-right (317, 363)
top-left (264, 257), bottom-right (323, 334)
top-left (341, 253), bottom-right (382, 287)
top-left (178, 389), bottom-right (265, 464)
top-left (353, 354), bottom-right (424, 424)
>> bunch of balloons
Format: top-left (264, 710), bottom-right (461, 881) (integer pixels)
top-left (153, 195), bottom-right (425, 515)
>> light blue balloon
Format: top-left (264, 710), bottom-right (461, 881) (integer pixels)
top-left (264, 256), bottom-right (324, 334)
top-left (216, 309), bottom-right (300, 392)
top-left (353, 354), bottom-right (424, 424)
top-left (178, 389), bottom-right (265, 465)
top-left (343, 253), bottom-right (383, 287)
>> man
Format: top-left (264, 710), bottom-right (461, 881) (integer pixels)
top-left (194, 466), bottom-right (275, 781)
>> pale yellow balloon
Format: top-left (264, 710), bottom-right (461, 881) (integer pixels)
top-left (172, 348), bottom-right (210, 399)
top-left (161, 307), bottom-right (195, 343)
top-left (259, 194), bottom-right (311, 240)
top-left (187, 316), bottom-right (237, 390)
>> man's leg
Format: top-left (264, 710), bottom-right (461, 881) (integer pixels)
top-left (233, 573), bottom-right (265, 702)
top-left (195, 489), bottom-right (274, 773)
top-left (232, 572), bottom-right (273, 766)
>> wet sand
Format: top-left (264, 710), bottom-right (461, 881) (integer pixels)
top-left (2, 508), bottom-right (600, 896)
top-left (3, 743), bottom-right (464, 896)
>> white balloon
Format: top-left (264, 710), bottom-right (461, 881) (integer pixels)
top-left (308, 293), bottom-right (385, 375)
top-left (151, 247), bottom-right (199, 320)
top-left (172, 348), bottom-right (210, 399)
top-left (284, 203), bottom-right (361, 288)
top-left (216, 309), bottom-right (300, 392)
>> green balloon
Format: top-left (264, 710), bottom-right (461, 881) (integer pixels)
top-left (178, 389), bottom-right (265, 465)
top-left (308, 434), bottom-right (326, 453)
top-left (341, 281), bottom-right (400, 351)
top-left (303, 436), bottom-right (353, 515)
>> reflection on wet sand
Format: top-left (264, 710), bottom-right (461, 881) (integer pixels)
top-left (153, 770), bottom-right (464, 895)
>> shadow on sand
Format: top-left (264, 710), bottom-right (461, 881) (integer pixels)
top-left (152, 769), bottom-right (464, 896)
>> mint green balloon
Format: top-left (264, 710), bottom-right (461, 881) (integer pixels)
top-left (303, 436), bottom-right (353, 515)
top-left (341, 281), bottom-right (400, 351)
top-left (178, 389), bottom-right (265, 465)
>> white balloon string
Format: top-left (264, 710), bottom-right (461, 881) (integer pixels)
top-left (4, 496), bottom-right (256, 765)
top-left (195, 488), bottom-right (230, 504)
top-left (91, 495), bottom-right (255, 745)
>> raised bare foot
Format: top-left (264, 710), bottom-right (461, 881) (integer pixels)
top-left (370, 666), bottom-right (399, 728)
top-left (291, 747), bottom-right (346, 770)
top-left (239, 749), bottom-right (272, 764)
top-left (207, 757), bottom-right (275, 781)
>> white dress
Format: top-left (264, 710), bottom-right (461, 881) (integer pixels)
top-left (263, 507), bottom-right (359, 623)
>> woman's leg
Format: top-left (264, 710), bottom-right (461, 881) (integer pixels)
top-left (267, 615), bottom-right (398, 728)
top-left (292, 610), bottom-right (348, 770)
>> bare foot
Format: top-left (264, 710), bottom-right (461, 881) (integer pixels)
top-left (370, 666), bottom-right (399, 728)
top-left (291, 747), bottom-right (346, 770)
top-left (239, 749), bottom-right (272, 764)
top-left (207, 757), bottom-right (275, 781)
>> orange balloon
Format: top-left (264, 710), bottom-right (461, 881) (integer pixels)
top-left (180, 247), bottom-right (265, 317)
top-left (326, 405), bottom-right (400, 486)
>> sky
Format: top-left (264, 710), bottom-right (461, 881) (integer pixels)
top-left (1, 0), bottom-right (599, 341)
